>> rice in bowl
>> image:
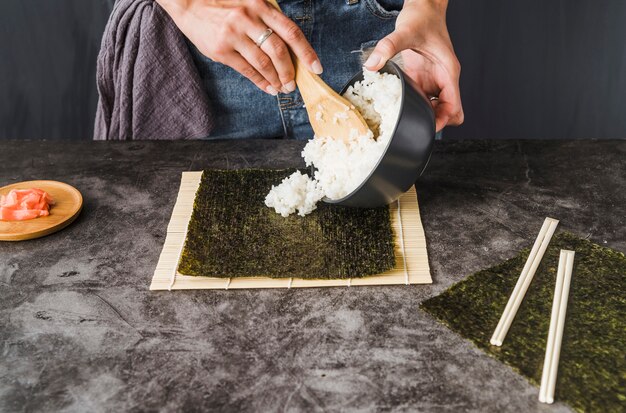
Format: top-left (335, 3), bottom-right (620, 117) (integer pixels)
top-left (265, 69), bottom-right (402, 217)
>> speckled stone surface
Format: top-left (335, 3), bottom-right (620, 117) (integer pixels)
top-left (1, 140), bottom-right (624, 413)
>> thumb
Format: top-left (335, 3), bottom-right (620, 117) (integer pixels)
top-left (364, 31), bottom-right (409, 71)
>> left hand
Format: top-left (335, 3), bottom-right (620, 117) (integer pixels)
top-left (364, 0), bottom-right (463, 132)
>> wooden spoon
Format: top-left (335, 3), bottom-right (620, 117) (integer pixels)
top-left (267, 0), bottom-right (370, 141)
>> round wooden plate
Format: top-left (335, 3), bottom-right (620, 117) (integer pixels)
top-left (0, 180), bottom-right (83, 241)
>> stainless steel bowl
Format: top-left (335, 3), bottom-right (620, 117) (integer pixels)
top-left (323, 61), bottom-right (435, 208)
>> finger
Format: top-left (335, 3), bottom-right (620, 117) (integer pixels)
top-left (258, 29), bottom-right (296, 92)
top-left (236, 37), bottom-right (282, 95)
top-left (434, 104), bottom-right (451, 132)
top-left (247, 19), bottom-right (295, 93)
top-left (446, 100), bottom-right (464, 126)
top-left (433, 83), bottom-right (463, 131)
top-left (223, 52), bottom-right (273, 94)
top-left (261, 7), bottom-right (322, 74)
top-left (364, 30), bottom-right (411, 71)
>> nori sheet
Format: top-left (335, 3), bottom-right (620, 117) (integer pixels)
top-left (178, 169), bottom-right (395, 279)
top-left (421, 232), bottom-right (626, 412)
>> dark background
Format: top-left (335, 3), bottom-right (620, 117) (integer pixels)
top-left (1, 0), bottom-right (625, 140)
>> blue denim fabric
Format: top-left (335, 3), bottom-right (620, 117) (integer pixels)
top-left (188, 0), bottom-right (403, 140)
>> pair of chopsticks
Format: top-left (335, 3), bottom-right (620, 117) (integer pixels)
top-left (489, 217), bottom-right (575, 405)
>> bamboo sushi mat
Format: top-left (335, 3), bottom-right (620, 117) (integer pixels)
top-left (150, 172), bottom-right (432, 290)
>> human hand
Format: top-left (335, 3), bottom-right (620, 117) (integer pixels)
top-left (157, 0), bottom-right (323, 95)
top-left (364, 0), bottom-right (463, 132)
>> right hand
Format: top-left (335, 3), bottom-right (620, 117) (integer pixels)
top-left (156, 0), bottom-right (323, 95)
top-left (364, 0), bottom-right (463, 132)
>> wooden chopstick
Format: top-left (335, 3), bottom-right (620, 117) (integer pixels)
top-left (539, 249), bottom-right (575, 404)
top-left (490, 217), bottom-right (559, 346)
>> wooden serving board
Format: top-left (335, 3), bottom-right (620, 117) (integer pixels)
top-left (0, 180), bottom-right (83, 241)
top-left (151, 172), bottom-right (431, 290)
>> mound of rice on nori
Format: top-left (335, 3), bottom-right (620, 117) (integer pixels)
top-left (421, 232), bottom-right (626, 413)
top-left (178, 169), bottom-right (395, 279)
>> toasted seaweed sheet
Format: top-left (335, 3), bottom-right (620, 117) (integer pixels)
top-left (178, 169), bottom-right (395, 279)
top-left (421, 232), bottom-right (626, 412)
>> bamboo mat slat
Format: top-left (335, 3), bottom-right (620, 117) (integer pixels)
top-left (150, 171), bottom-right (431, 290)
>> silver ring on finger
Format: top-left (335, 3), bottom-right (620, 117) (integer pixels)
top-left (429, 96), bottom-right (439, 101)
top-left (255, 28), bottom-right (274, 48)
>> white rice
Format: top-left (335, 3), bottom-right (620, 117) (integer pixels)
top-left (265, 69), bottom-right (402, 216)
top-left (264, 171), bottom-right (324, 217)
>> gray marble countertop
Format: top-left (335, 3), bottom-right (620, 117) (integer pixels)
top-left (1, 139), bottom-right (624, 412)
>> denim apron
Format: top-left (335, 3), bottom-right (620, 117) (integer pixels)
top-left (188, 0), bottom-right (403, 140)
